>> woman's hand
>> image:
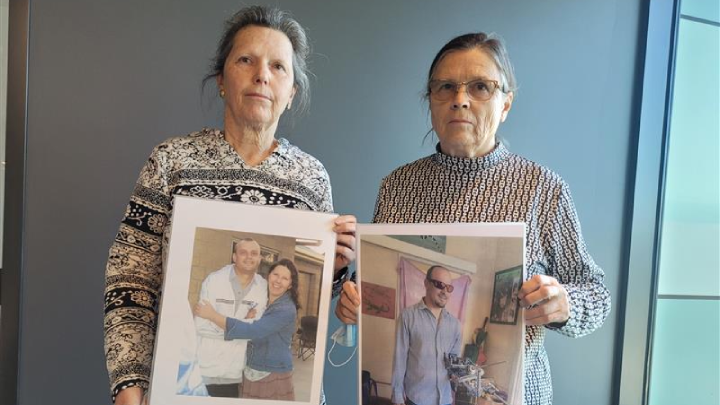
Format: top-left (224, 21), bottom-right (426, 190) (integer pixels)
top-left (518, 275), bottom-right (570, 326)
top-left (114, 387), bottom-right (146, 405)
top-left (194, 300), bottom-right (228, 330)
top-left (333, 215), bottom-right (357, 271)
top-left (245, 308), bottom-right (257, 320)
top-left (335, 281), bottom-right (360, 324)
top-left (194, 300), bottom-right (219, 320)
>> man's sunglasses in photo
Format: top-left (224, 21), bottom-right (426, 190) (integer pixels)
top-left (426, 278), bottom-right (454, 293)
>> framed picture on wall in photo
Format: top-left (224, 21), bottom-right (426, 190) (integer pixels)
top-left (147, 196), bottom-right (337, 405)
top-left (356, 223), bottom-right (526, 405)
top-left (489, 266), bottom-right (523, 325)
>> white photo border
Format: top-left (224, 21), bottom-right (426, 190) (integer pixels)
top-left (148, 196), bottom-right (338, 405)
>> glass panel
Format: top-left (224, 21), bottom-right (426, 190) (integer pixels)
top-left (681, 0), bottom-right (720, 24)
top-left (648, 299), bottom-right (720, 405)
top-left (649, 13), bottom-right (720, 405)
top-left (657, 19), bottom-right (720, 297)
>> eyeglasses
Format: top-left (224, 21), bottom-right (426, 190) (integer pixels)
top-left (429, 79), bottom-right (503, 102)
top-left (427, 278), bottom-right (454, 293)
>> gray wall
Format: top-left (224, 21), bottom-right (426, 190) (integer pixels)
top-left (2, 0), bottom-right (643, 404)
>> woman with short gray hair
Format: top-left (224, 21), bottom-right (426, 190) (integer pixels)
top-left (204, 5), bottom-right (313, 115)
top-left (104, 6), bottom-right (356, 405)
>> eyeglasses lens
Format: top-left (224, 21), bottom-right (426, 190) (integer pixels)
top-left (429, 279), bottom-right (454, 293)
top-left (467, 80), bottom-right (492, 101)
top-left (430, 80), bottom-right (495, 102)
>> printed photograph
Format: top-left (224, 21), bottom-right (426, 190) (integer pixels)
top-left (149, 196), bottom-right (337, 405)
top-left (357, 223), bottom-right (525, 405)
top-left (182, 229), bottom-right (324, 401)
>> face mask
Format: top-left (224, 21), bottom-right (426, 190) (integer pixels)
top-left (327, 324), bottom-right (357, 367)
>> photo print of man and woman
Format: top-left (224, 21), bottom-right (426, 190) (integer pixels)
top-left (358, 225), bottom-right (525, 405)
top-left (176, 227), bottom-right (326, 403)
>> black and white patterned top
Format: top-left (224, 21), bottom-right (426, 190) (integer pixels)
top-left (104, 128), bottom-right (336, 402)
top-left (372, 142), bottom-right (611, 405)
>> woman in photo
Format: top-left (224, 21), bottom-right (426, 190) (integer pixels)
top-left (195, 258), bottom-right (302, 401)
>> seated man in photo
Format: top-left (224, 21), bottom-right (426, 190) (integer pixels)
top-left (392, 265), bottom-right (462, 405)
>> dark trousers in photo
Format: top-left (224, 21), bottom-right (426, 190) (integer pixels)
top-left (206, 383), bottom-right (241, 398)
top-left (405, 399), bottom-right (451, 405)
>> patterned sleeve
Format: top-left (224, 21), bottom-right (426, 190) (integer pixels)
top-left (316, 164), bottom-right (348, 298)
top-left (371, 176), bottom-right (390, 223)
top-left (319, 167), bottom-right (334, 214)
top-left (104, 144), bottom-right (173, 401)
top-left (331, 176), bottom-right (387, 299)
top-left (543, 181), bottom-right (611, 338)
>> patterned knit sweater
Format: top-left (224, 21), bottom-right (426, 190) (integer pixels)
top-left (104, 128), bottom-right (336, 402)
top-left (372, 142), bottom-right (611, 405)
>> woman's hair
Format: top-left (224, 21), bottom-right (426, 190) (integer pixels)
top-left (424, 32), bottom-right (517, 99)
top-left (268, 258), bottom-right (301, 310)
top-left (203, 5), bottom-right (312, 115)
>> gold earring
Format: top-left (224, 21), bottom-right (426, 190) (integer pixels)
top-left (219, 88), bottom-right (226, 98)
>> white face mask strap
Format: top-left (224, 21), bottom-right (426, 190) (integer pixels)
top-left (327, 338), bottom-right (357, 368)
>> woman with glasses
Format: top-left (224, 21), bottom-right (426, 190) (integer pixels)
top-left (336, 32), bottom-right (611, 405)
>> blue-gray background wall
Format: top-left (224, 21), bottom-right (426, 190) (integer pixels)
top-left (2, 0), bottom-right (643, 404)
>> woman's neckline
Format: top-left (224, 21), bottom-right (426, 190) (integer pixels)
top-left (205, 128), bottom-right (288, 167)
top-left (431, 141), bottom-right (510, 172)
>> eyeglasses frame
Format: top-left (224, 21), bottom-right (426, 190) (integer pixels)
top-left (428, 78), bottom-right (505, 102)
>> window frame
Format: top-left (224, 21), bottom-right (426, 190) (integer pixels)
top-left (614, 0), bottom-right (681, 403)
top-left (0, 0), bottom-right (29, 404)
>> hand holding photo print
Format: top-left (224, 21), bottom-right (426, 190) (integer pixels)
top-left (148, 196), bottom-right (337, 405)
